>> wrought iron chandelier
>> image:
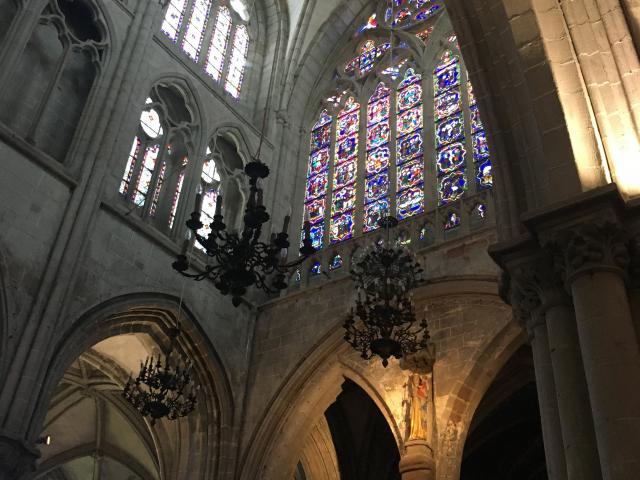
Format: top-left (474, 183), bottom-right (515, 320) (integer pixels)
top-left (172, 158), bottom-right (316, 307)
top-left (344, 217), bottom-right (430, 367)
top-left (123, 327), bottom-right (198, 424)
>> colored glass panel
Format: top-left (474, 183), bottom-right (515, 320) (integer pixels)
top-left (473, 131), bottom-right (490, 160)
top-left (133, 145), bottom-right (160, 207)
top-left (310, 261), bottom-right (322, 275)
top-left (397, 84), bottom-right (422, 112)
top-left (364, 199), bottom-right (390, 232)
top-left (435, 90), bottom-right (461, 120)
top-left (314, 110), bottom-right (332, 129)
top-left (306, 171), bottom-right (328, 201)
top-left (467, 81), bottom-right (476, 105)
top-left (397, 185), bottom-right (424, 219)
top-left (368, 98), bottom-right (390, 126)
top-left (120, 137), bottom-right (141, 194)
top-left (308, 148), bottom-right (330, 177)
top-left (439, 171), bottom-right (467, 204)
top-left (437, 142), bottom-right (466, 175)
top-left (470, 104), bottom-right (483, 132)
top-left (336, 134), bottom-right (358, 163)
top-left (162, 0), bottom-right (188, 41)
top-left (337, 111), bottom-right (360, 139)
top-left (397, 107), bottom-right (423, 136)
top-left (397, 131), bottom-right (423, 164)
top-left (205, 7), bottom-right (232, 81)
top-left (308, 224), bottom-right (324, 249)
top-left (331, 185), bottom-right (356, 215)
top-left (225, 25), bottom-right (249, 98)
top-left (476, 158), bottom-right (493, 188)
top-left (415, 4), bottom-right (442, 21)
top-left (434, 61), bottom-right (460, 96)
top-left (394, 7), bottom-right (412, 25)
top-left (367, 146), bottom-right (390, 175)
top-left (370, 82), bottom-right (391, 102)
top-left (399, 69), bottom-right (420, 89)
top-left (445, 212), bottom-right (460, 230)
top-left (182, 0), bottom-right (212, 61)
top-left (365, 172), bottom-right (389, 202)
top-left (304, 198), bottom-right (326, 225)
top-left (435, 113), bottom-right (464, 148)
top-left (397, 160), bottom-right (422, 190)
top-left (311, 124), bottom-right (331, 152)
top-left (330, 254), bottom-right (344, 270)
top-left (334, 159), bottom-right (357, 189)
top-left (331, 212), bottom-right (354, 243)
top-left (416, 26), bottom-right (434, 43)
top-left (367, 122), bottom-right (390, 150)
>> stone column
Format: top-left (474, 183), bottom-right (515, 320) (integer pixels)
top-left (399, 440), bottom-right (435, 480)
top-left (559, 223), bottom-right (640, 480)
top-left (0, 433), bottom-right (39, 480)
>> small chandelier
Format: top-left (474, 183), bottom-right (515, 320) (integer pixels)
top-left (123, 328), bottom-right (198, 424)
top-left (172, 159), bottom-right (316, 306)
top-left (344, 216), bottom-right (429, 367)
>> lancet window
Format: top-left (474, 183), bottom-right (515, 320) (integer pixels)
top-left (301, 1), bottom-right (493, 250)
top-left (161, 0), bottom-right (250, 98)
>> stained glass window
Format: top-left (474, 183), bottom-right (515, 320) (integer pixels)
top-left (396, 69), bottom-right (423, 219)
top-left (205, 7), bottom-right (232, 81)
top-left (365, 83), bottom-right (390, 232)
top-left (345, 41), bottom-right (390, 78)
top-left (434, 51), bottom-right (466, 205)
top-left (330, 254), bottom-right (344, 270)
top-left (304, 111), bottom-right (332, 249)
top-left (162, 0), bottom-right (189, 42)
top-left (182, 0), bottom-right (213, 61)
top-left (225, 25), bottom-right (249, 98)
top-left (468, 81), bottom-right (493, 189)
top-left (331, 98), bottom-right (359, 243)
top-left (196, 149), bottom-right (222, 244)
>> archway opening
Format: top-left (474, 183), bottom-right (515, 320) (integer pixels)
top-left (324, 379), bottom-right (400, 480)
top-left (460, 345), bottom-right (547, 479)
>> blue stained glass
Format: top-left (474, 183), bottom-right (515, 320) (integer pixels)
top-left (370, 82), bottom-right (391, 102)
top-left (367, 121), bottom-right (390, 150)
top-left (397, 131), bottom-right (423, 163)
top-left (397, 160), bottom-right (423, 190)
top-left (397, 185), bottom-right (424, 219)
top-left (305, 197), bottom-right (325, 225)
top-left (445, 212), bottom-right (460, 230)
top-left (337, 111), bottom-right (360, 140)
top-left (415, 4), bottom-right (442, 21)
top-left (477, 158), bottom-right (493, 188)
top-left (311, 124), bottom-right (331, 152)
top-left (399, 69), bottom-right (421, 89)
top-left (367, 146), bottom-right (390, 175)
top-left (368, 98), bottom-right (390, 126)
top-left (336, 134), bottom-right (358, 163)
top-left (330, 254), bottom-right (344, 270)
top-left (331, 212), bottom-right (354, 243)
top-left (306, 171), bottom-right (328, 201)
top-left (334, 159), bottom-right (357, 189)
top-left (313, 110), bottom-right (332, 130)
top-left (435, 89), bottom-right (461, 120)
top-left (308, 147), bottom-right (330, 177)
top-left (434, 61), bottom-right (460, 96)
top-left (437, 142), bottom-right (466, 175)
top-left (364, 198), bottom-right (390, 232)
top-left (397, 84), bottom-right (422, 112)
top-left (300, 224), bottom-right (324, 250)
top-left (436, 113), bottom-right (464, 148)
top-left (470, 104), bottom-right (483, 132)
top-left (365, 172), bottom-right (389, 202)
top-left (332, 185), bottom-right (356, 215)
top-left (397, 107), bottom-right (423, 136)
top-left (310, 261), bottom-right (322, 275)
top-left (439, 171), bottom-right (467, 204)
top-left (473, 131), bottom-right (490, 160)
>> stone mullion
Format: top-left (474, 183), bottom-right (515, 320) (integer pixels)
top-left (390, 89), bottom-right (398, 217)
top-left (0, 0), bottom-right (166, 443)
top-left (423, 68), bottom-right (437, 214)
top-left (462, 65), bottom-right (475, 196)
top-left (354, 97), bottom-right (367, 237)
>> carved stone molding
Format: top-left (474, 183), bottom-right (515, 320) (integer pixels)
top-left (0, 433), bottom-right (39, 480)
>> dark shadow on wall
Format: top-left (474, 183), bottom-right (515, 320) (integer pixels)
top-left (461, 345), bottom-right (547, 480)
top-left (325, 379), bottom-right (400, 480)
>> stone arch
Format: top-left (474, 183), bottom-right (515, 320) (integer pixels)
top-left (239, 325), bottom-right (404, 480)
top-left (28, 292), bottom-right (236, 479)
top-left (436, 319), bottom-right (525, 479)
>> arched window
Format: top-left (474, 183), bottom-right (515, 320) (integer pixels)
top-left (301, 1), bottom-right (493, 249)
top-left (0, 0), bottom-right (107, 162)
top-left (162, 0), bottom-right (251, 98)
top-left (119, 85), bottom-right (195, 231)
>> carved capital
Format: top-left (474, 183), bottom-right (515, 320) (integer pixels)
top-left (400, 344), bottom-right (436, 374)
top-left (548, 222), bottom-right (630, 285)
top-left (0, 433), bottom-right (39, 480)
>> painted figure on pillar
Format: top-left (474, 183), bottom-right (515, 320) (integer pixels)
top-left (406, 373), bottom-right (430, 440)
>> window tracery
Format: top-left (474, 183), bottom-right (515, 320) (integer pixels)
top-left (162, 0), bottom-right (251, 98)
top-left (302, 2), bottom-right (493, 249)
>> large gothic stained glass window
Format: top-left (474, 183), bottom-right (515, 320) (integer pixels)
top-left (161, 1), bottom-right (251, 98)
top-left (302, 1), bottom-right (493, 250)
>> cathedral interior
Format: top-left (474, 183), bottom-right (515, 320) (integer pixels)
top-left (0, 0), bottom-right (640, 479)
